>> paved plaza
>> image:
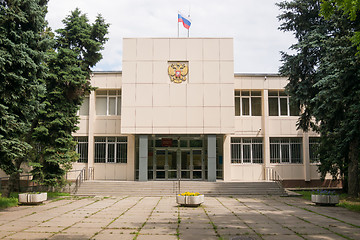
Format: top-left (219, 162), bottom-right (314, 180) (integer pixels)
top-left (0, 195), bottom-right (359, 240)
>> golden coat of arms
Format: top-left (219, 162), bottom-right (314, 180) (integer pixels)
top-left (168, 62), bottom-right (188, 83)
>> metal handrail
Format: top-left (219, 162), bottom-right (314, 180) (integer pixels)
top-left (265, 167), bottom-right (283, 186)
top-left (88, 167), bottom-right (94, 180)
top-left (72, 168), bottom-right (86, 194)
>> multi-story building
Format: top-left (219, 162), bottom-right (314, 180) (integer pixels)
top-left (71, 37), bottom-right (336, 187)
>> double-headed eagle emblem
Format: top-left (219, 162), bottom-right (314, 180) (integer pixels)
top-left (168, 62), bottom-right (188, 83)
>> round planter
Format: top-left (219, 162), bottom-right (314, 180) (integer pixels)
top-left (311, 194), bottom-right (339, 206)
top-left (176, 195), bottom-right (204, 207)
top-left (18, 192), bottom-right (47, 205)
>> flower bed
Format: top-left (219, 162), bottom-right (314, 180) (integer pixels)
top-left (176, 192), bottom-right (204, 207)
top-left (311, 190), bottom-right (339, 206)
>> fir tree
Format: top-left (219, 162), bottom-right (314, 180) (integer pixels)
top-left (0, 0), bottom-right (51, 197)
top-left (278, 0), bottom-right (360, 196)
top-left (31, 8), bottom-right (109, 187)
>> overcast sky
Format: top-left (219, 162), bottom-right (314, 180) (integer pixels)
top-left (47, 0), bottom-right (295, 73)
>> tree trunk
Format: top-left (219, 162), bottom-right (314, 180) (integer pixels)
top-left (348, 139), bottom-right (359, 197)
top-left (2, 173), bottom-right (18, 198)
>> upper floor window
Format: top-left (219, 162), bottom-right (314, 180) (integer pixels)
top-left (78, 96), bottom-right (89, 116)
top-left (235, 90), bottom-right (262, 116)
top-left (96, 90), bottom-right (121, 116)
top-left (231, 138), bottom-right (263, 164)
top-left (75, 137), bottom-right (88, 163)
top-left (268, 90), bottom-right (299, 116)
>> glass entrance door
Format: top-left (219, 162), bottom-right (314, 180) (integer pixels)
top-left (155, 150), bottom-right (165, 179)
top-left (167, 150), bottom-right (178, 179)
top-left (181, 150), bottom-right (191, 179)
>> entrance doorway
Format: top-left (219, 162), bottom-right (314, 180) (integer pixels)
top-left (138, 135), bottom-right (223, 181)
top-left (152, 149), bottom-right (204, 180)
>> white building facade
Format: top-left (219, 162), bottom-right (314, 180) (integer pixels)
top-left (71, 38), bottom-right (330, 187)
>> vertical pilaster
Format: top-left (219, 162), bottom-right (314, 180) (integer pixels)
top-left (139, 135), bottom-right (148, 181)
top-left (263, 89), bottom-right (271, 180)
top-left (207, 135), bottom-right (216, 182)
top-left (303, 132), bottom-right (310, 181)
top-left (126, 135), bottom-right (135, 180)
top-left (87, 91), bottom-right (95, 179)
top-left (223, 135), bottom-right (232, 181)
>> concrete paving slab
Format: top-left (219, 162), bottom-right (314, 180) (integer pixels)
top-left (23, 226), bottom-right (63, 233)
top-left (0, 195), bottom-right (359, 240)
top-left (2, 232), bottom-right (53, 240)
top-left (137, 234), bottom-right (178, 240)
top-left (261, 234), bottom-right (303, 240)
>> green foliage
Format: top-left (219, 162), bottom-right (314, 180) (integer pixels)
top-left (0, 0), bottom-right (51, 197)
top-left (278, 0), bottom-right (360, 196)
top-left (321, 0), bottom-right (360, 53)
top-left (30, 8), bottom-right (109, 187)
top-left (0, 195), bottom-right (18, 209)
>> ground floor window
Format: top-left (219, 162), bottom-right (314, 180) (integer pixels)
top-left (270, 138), bottom-right (302, 163)
top-left (75, 137), bottom-right (88, 163)
top-left (231, 138), bottom-right (263, 164)
top-left (309, 137), bottom-right (320, 163)
top-left (94, 137), bottom-right (127, 163)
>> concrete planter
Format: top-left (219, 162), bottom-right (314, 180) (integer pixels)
top-left (311, 194), bottom-right (339, 206)
top-left (19, 192), bottom-right (47, 204)
top-left (176, 195), bottom-right (204, 207)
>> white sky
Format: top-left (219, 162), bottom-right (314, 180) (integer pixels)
top-left (47, 0), bottom-right (295, 73)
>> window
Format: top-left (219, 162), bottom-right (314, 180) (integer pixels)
top-left (75, 137), bottom-right (88, 163)
top-left (309, 137), bottom-right (320, 163)
top-left (94, 137), bottom-right (127, 163)
top-left (231, 138), bottom-right (263, 164)
top-left (96, 90), bottom-right (121, 116)
top-left (268, 91), bottom-right (299, 116)
top-left (78, 96), bottom-right (89, 116)
top-left (270, 138), bottom-right (302, 163)
top-left (235, 90), bottom-right (262, 116)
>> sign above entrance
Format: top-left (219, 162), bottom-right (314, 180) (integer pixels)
top-left (168, 62), bottom-right (188, 83)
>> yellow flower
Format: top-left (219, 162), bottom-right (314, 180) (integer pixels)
top-left (179, 192), bottom-right (201, 196)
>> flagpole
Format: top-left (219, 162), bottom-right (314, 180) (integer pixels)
top-left (177, 11), bottom-right (179, 37)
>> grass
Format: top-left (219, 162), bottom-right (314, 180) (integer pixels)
top-left (0, 191), bottom-right (71, 209)
top-left (0, 195), bottom-right (18, 209)
top-left (294, 190), bottom-right (360, 212)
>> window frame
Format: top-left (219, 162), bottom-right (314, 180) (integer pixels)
top-left (75, 137), bottom-right (88, 163)
top-left (94, 136), bottom-right (127, 163)
top-left (235, 90), bottom-right (262, 116)
top-left (77, 95), bottom-right (90, 116)
top-left (270, 138), bottom-right (302, 164)
top-left (309, 137), bottom-right (320, 163)
top-left (268, 90), bottom-right (299, 117)
top-left (96, 90), bottom-right (121, 116)
top-left (231, 138), bottom-right (263, 164)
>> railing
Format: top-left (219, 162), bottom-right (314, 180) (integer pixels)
top-left (265, 167), bottom-right (283, 187)
top-left (70, 168), bottom-right (86, 194)
top-left (0, 174), bottom-right (34, 192)
top-left (88, 167), bottom-right (94, 180)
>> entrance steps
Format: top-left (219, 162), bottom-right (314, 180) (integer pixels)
top-left (75, 181), bottom-right (286, 196)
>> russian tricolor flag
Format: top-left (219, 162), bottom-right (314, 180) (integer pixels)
top-left (178, 12), bottom-right (191, 29)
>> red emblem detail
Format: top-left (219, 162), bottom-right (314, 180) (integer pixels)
top-left (175, 70), bottom-right (181, 78)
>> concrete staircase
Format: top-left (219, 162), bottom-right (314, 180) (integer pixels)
top-left (75, 181), bottom-right (287, 196)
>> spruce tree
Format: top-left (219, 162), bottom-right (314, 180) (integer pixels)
top-left (31, 8), bottom-right (109, 187)
top-left (0, 0), bottom-right (51, 197)
top-left (278, 0), bottom-right (360, 196)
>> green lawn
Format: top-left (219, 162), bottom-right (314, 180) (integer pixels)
top-left (294, 190), bottom-right (360, 212)
top-left (0, 192), bottom-right (70, 209)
